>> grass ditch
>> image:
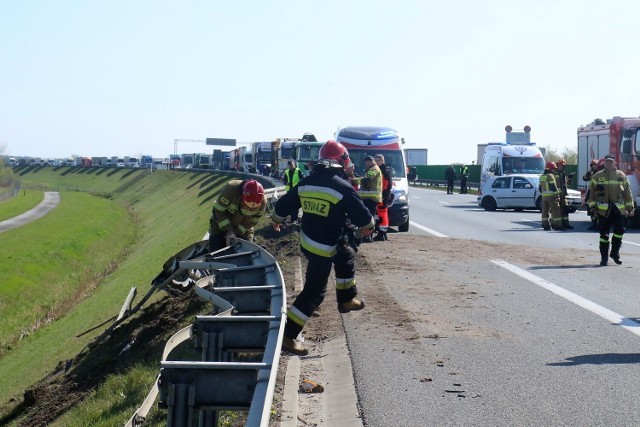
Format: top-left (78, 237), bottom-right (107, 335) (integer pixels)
top-left (0, 189), bottom-right (44, 222)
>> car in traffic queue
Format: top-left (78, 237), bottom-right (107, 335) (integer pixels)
top-left (477, 174), bottom-right (583, 212)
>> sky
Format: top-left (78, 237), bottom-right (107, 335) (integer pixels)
top-left (2, 0), bottom-right (640, 165)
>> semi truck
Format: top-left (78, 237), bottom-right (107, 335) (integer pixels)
top-left (335, 126), bottom-right (410, 232)
top-left (577, 116), bottom-right (640, 224)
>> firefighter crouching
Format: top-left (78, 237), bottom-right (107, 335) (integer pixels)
top-left (588, 154), bottom-right (635, 266)
top-left (350, 155), bottom-right (382, 242)
top-left (208, 179), bottom-right (266, 252)
top-left (554, 159), bottom-right (574, 229)
top-left (539, 162), bottom-right (563, 231)
top-left (271, 140), bottom-right (375, 356)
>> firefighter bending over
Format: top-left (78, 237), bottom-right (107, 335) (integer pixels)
top-left (588, 154), bottom-right (634, 266)
top-left (208, 179), bottom-right (266, 252)
top-left (271, 140), bottom-right (375, 356)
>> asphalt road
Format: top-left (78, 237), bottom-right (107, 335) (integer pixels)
top-left (344, 186), bottom-right (640, 427)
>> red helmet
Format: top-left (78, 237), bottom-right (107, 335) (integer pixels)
top-left (241, 180), bottom-right (264, 211)
top-left (546, 161), bottom-right (557, 170)
top-left (556, 159), bottom-right (566, 166)
top-left (590, 159), bottom-right (598, 166)
top-left (319, 140), bottom-right (351, 168)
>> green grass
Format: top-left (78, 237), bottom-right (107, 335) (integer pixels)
top-left (0, 189), bottom-right (43, 221)
top-left (0, 166), bottom-right (230, 423)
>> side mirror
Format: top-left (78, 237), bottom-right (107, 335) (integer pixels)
top-left (622, 139), bottom-right (632, 154)
top-left (407, 167), bottom-right (417, 181)
top-left (623, 128), bottom-right (637, 138)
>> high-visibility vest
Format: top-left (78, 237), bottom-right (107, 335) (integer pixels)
top-left (284, 168), bottom-right (302, 191)
top-left (539, 172), bottom-right (558, 199)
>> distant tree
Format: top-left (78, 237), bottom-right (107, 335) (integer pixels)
top-left (542, 145), bottom-right (577, 164)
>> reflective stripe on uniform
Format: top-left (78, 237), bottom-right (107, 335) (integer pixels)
top-left (214, 202), bottom-right (228, 212)
top-left (336, 276), bottom-right (355, 290)
top-left (287, 305), bottom-right (309, 327)
top-left (217, 218), bottom-right (231, 229)
top-left (297, 185), bottom-right (343, 204)
top-left (300, 230), bottom-right (337, 258)
top-left (237, 224), bottom-right (247, 234)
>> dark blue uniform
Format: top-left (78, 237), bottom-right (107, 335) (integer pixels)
top-left (273, 165), bottom-right (374, 340)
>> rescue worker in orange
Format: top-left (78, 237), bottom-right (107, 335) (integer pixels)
top-left (208, 179), bottom-right (266, 252)
top-left (588, 154), bottom-right (634, 266)
top-left (554, 159), bottom-right (574, 229)
top-left (582, 159), bottom-right (600, 230)
top-left (373, 154), bottom-right (392, 241)
top-left (271, 140), bottom-right (375, 355)
top-left (539, 162), bottom-right (563, 231)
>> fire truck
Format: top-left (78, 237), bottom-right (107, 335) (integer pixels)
top-left (577, 116), bottom-right (640, 224)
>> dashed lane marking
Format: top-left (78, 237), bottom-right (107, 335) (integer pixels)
top-left (409, 220), bottom-right (449, 238)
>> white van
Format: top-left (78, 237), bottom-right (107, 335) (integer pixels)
top-left (335, 126), bottom-right (410, 232)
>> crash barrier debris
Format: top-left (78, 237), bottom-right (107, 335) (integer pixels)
top-left (98, 237), bottom-right (288, 427)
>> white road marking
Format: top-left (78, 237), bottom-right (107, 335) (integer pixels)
top-left (624, 240), bottom-right (640, 247)
top-left (492, 259), bottom-right (640, 336)
top-left (409, 220), bottom-right (449, 238)
top-left (439, 201), bottom-right (451, 205)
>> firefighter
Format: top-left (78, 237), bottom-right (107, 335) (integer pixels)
top-left (539, 161), bottom-right (563, 231)
top-left (350, 155), bottom-right (382, 242)
top-left (208, 179), bottom-right (266, 252)
top-left (271, 140), bottom-right (375, 356)
top-left (554, 159), bottom-right (574, 229)
top-left (588, 154), bottom-right (635, 266)
top-left (582, 159), bottom-right (599, 230)
top-left (373, 154), bottom-right (392, 241)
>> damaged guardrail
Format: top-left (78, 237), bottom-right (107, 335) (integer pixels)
top-left (122, 238), bottom-right (286, 426)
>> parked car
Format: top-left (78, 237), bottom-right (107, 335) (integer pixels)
top-left (477, 174), bottom-right (583, 212)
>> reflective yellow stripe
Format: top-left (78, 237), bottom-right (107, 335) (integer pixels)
top-left (297, 185), bottom-right (343, 204)
top-left (214, 202), bottom-right (228, 212)
top-left (599, 237), bottom-right (609, 243)
top-left (300, 231), bottom-right (336, 258)
top-left (238, 224), bottom-right (247, 234)
top-left (287, 306), bottom-right (309, 327)
top-left (217, 218), bottom-right (231, 228)
top-left (336, 277), bottom-right (355, 290)
top-left (613, 233), bottom-right (623, 239)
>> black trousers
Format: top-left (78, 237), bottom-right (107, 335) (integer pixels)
top-left (284, 245), bottom-right (357, 339)
top-left (598, 210), bottom-right (626, 239)
top-left (460, 177), bottom-right (467, 193)
top-left (446, 179), bottom-right (454, 193)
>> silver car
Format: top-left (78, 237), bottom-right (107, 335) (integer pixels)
top-left (477, 174), bottom-right (583, 212)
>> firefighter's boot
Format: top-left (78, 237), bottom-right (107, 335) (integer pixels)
top-left (610, 237), bottom-right (622, 265)
top-left (373, 230), bottom-right (387, 241)
top-left (282, 336), bottom-right (308, 356)
top-left (338, 297), bottom-right (366, 313)
top-left (599, 242), bottom-right (609, 266)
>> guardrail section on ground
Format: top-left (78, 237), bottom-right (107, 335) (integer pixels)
top-left (126, 239), bottom-right (286, 427)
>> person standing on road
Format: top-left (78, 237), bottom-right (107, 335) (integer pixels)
top-left (445, 164), bottom-right (456, 194)
top-left (271, 140), bottom-right (375, 356)
top-left (554, 159), bottom-right (574, 229)
top-left (539, 162), bottom-right (563, 231)
top-left (350, 156), bottom-right (382, 241)
top-left (459, 164), bottom-right (469, 194)
top-left (373, 154), bottom-right (392, 241)
top-left (208, 179), bottom-right (266, 252)
top-left (583, 159), bottom-right (599, 230)
top-left (283, 159), bottom-right (305, 222)
top-left (588, 154), bottom-right (635, 266)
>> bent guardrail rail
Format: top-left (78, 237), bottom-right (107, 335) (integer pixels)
top-left (125, 238), bottom-right (286, 426)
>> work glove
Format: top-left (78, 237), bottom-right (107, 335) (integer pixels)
top-left (224, 230), bottom-right (236, 246)
top-left (355, 225), bottom-right (374, 239)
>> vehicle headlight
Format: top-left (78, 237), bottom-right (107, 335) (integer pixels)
top-left (394, 191), bottom-right (408, 203)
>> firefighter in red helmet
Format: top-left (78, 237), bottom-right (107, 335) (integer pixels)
top-left (553, 159), bottom-right (574, 229)
top-left (271, 140), bottom-right (375, 356)
top-left (539, 161), bottom-right (563, 231)
top-left (208, 179), bottom-right (266, 252)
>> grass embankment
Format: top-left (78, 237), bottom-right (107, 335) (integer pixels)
top-left (1, 166), bottom-right (230, 425)
top-left (0, 189), bottom-right (44, 222)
